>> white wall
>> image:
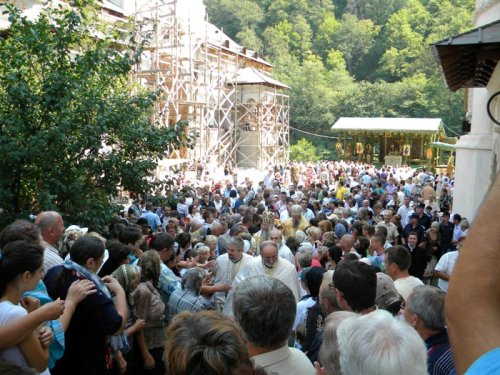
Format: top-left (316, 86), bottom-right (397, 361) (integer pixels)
top-left (453, 1), bottom-right (500, 221)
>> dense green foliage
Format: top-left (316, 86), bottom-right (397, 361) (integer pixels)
top-left (205, 0), bottom-right (473, 155)
top-left (0, 2), bottom-right (185, 230)
top-left (290, 138), bottom-right (321, 162)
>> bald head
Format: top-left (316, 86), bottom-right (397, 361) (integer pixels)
top-left (260, 241), bottom-right (279, 268)
top-left (339, 234), bottom-right (355, 253)
top-left (35, 211), bottom-right (65, 246)
top-left (269, 229), bottom-right (283, 246)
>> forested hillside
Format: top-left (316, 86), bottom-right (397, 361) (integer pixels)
top-left (205, 0), bottom-right (474, 154)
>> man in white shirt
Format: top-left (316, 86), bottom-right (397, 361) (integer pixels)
top-left (377, 210), bottom-right (400, 245)
top-left (213, 193), bottom-right (223, 211)
top-left (384, 245), bottom-right (423, 301)
top-left (434, 247), bottom-right (461, 293)
top-left (397, 196), bottom-right (414, 226)
top-left (300, 198), bottom-right (315, 223)
top-left (263, 169), bottom-right (275, 189)
top-left (35, 211), bottom-right (65, 273)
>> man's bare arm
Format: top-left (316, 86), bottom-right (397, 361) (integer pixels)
top-left (446, 172), bottom-right (500, 374)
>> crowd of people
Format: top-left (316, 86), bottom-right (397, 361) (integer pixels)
top-left (0, 159), bottom-right (498, 375)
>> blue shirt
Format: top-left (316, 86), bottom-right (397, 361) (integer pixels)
top-left (465, 348), bottom-right (500, 375)
top-left (141, 210), bottom-right (161, 231)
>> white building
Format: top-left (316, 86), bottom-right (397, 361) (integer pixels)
top-left (433, 0), bottom-right (500, 221)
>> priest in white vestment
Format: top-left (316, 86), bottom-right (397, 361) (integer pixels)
top-left (213, 236), bottom-right (253, 312)
top-left (231, 241), bottom-right (300, 309)
top-left (270, 228), bottom-right (295, 265)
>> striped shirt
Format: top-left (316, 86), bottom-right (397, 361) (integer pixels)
top-left (43, 243), bottom-right (64, 274)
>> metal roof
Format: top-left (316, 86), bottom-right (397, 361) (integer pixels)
top-left (232, 67), bottom-right (290, 89)
top-left (331, 117), bottom-right (445, 134)
top-left (429, 141), bottom-right (456, 151)
top-left (204, 23), bottom-right (273, 68)
top-left (432, 20), bottom-right (500, 92)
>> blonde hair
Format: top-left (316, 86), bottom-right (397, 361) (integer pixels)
top-left (306, 226), bottom-right (322, 241)
top-left (318, 220), bottom-right (333, 233)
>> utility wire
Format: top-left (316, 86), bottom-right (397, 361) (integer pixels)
top-left (289, 125), bottom-right (341, 140)
top-left (443, 124), bottom-right (461, 137)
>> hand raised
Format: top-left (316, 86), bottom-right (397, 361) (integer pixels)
top-left (102, 275), bottom-right (124, 295)
top-left (20, 296), bottom-right (40, 313)
top-left (38, 299), bottom-right (65, 320)
top-left (67, 279), bottom-right (97, 304)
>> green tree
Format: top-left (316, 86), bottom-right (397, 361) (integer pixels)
top-left (236, 27), bottom-right (263, 52)
top-left (0, 2), bottom-right (185, 230)
top-left (378, 8), bottom-right (426, 80)
top-left (332, 14), bottom-right (380, 77)
top-left (261, 23), bottom-right (299, 73)
top-left (290, 138), bottom-right (320, 162)
top-left (345, 0), bottom-right (405, 25)
top-left (314, 13), bottom-right (341, 60)
top-left (289, 55), bottom-right (336, 133)
top-left (205, 0), bottom-right (264, 40)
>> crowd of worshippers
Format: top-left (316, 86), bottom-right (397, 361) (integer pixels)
top-left (0, 162), bottom-right (476, 375)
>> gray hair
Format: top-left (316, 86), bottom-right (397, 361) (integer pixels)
top-left (337, 310), bottom-right (427, 375)
top-left (291, 204), bottom-right (302, 215)
top-left (295, 247), bottom-right (313, 269)
top-left (181, 268), bottom-right (204, 294)
top-left (319, 311), bottom-right (358, 375)
top-left (259, 240), bottom-right (278, 254)
top-left (191, 244), bottom-right (210, 258)
top-left (406, 285), bottom-right (446, 331)
top-left (227, 237), bottom-right (245, 253)
top-left (233, 275), bottom-right (296, 348)
top-left (295, 230), bottom-right (307, 243)
top-left (204, 235), bottom-right (217, 246)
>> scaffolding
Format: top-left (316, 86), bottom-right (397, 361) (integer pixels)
top-left (132, 0), bottom-right (289, 172)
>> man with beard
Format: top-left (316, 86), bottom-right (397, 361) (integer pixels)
top-left (282, 204), bottom-right (309, 241)
top-left (241, 241), bottom-right (300, 302)
top-left (250, 211), bottom-right (275, 256)
top-left (213, 237), bottom-right (253, 314)
top-left (270, 229), bottom-right (295, 265)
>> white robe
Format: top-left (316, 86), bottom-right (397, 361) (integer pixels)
top-left (279, 244), bottom-right (295, 265)
top-left (213, 253), bottom-right (253, 313)
top-left (233, 256), bottom-right (300, 305)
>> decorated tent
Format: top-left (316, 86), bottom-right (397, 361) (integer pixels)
top-left (331, 117), bottom-right (447, 165)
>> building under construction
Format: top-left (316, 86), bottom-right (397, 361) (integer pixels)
top-left (4, 0), bottom-right (290, 175)
top-left (132, 0), bottom-right (290, 175)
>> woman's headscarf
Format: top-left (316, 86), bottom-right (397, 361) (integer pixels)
top-left (138, 250), bottom-right (161, 286)
top-left (111, 264), bottom-right (141, 295)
